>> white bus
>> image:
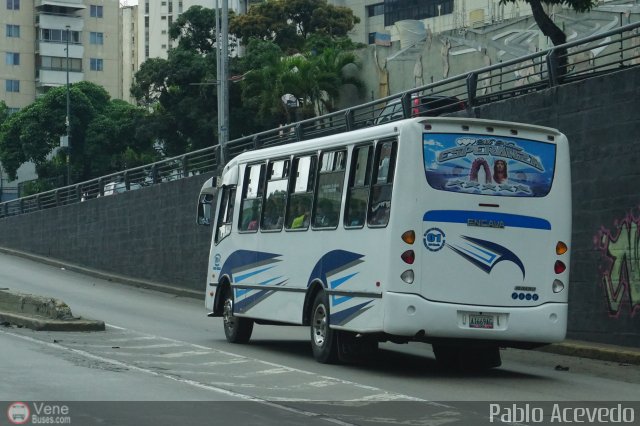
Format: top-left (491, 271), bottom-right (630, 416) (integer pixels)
top-left (197, 117), bottom-right (571, 369)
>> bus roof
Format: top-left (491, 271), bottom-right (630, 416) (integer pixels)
top-left (220, 117), bottom-right (565, 174)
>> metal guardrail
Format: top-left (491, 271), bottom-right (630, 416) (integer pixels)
top-left (1, 21), bottom-right (639, 218)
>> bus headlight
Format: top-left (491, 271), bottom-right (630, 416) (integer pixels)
top-left (401, 270), bottom-right (414, 284)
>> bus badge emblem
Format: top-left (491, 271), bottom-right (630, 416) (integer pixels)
top-left (424, 228), bottom-right (446, 252)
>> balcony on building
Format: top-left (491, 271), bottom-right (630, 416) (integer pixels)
top-left (34, 1), bottom-right (86, 93)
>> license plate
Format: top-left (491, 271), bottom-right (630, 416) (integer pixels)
top-left (469, 314), bottom-right (494, 329)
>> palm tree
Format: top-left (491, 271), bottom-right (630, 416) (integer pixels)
top-left (241, 44), bottom-right (364, 127)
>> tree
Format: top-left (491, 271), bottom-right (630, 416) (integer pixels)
top-left (169, 6), bottom-right (218, 54)
top-left (0, 82), bottom-right (156, 186)
top-left (230, 0), bottom-right (360, 52)
top-left (499, 0), bottom-right (597, 47)
top-left (241, 40), bottom-right (363, 124)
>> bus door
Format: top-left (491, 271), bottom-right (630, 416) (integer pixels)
top-left (420, 129), bottom-right (565, 312)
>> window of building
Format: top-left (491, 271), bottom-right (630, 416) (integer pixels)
top-left (161, 44), bottom-right (167, 49)
top-left (6, 24), bottom-right (20, 38)
top-left (6, 0), bottom-right (19, 10)
top-left (161, 15), bottom-right (166, 20)
top-left (384, 0), bottom-right (454, 26)
top-left (168, 1), bottom-right (173, 13)
top-left (5, 52), bottom-right (19, 65)
top-left (145, 0), bottom-right (149, 14)
top-left (90, 32), bottom-right (104, 45)
top-left (90, 58), bottom-right (103, 71)
top-left (39, 56), bottom-right (82, 72)
top-left (367, 3), bottom-right (384, 17)
top-left (7, 107), bottom-right (20, 115)
top-left (5, 80), bottom-right (19, 93)
top-left (40, 29), bottom-right (80, 43)
top-left (90, 5), bottom-right (103, 18)
top-left (178, 1), bottom-right (183, 13)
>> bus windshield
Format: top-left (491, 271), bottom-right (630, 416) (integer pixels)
top-left (423, 133), bottom-right (556, 197)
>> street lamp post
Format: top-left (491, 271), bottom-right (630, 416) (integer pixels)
top-left (65, 25), bottom-right (71, 186)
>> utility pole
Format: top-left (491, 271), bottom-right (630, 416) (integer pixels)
top-left (215, 0), bottom-right (229, 166)
top-left (65, 25), bottom-right (72, 186)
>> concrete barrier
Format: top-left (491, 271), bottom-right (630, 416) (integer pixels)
top-left (0, 289), bottom-right (105, 331)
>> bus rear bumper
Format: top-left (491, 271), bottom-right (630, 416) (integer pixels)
top-left (383, 292), bottom-right (567, 344)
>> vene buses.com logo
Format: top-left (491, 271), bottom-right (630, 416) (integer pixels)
top-left (424, 228), bottom-right (446, 252)
top-left (7, 402), bottom-right (30, 425)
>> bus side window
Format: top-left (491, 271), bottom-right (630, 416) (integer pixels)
top-left (368, 140), bottom-right (397, 227)
top-left (345, 144), bottom-right (372, 228)
top-left (286, 155), bottom-right (316, 230)
top-left (215, 186), bottom-right (236, 244)
top-left (239, 163), bottom-right (265, 232)
top-left (314, 149), bottom-right (346, 229)
top-left (261, 159), bottom-right (290, 231)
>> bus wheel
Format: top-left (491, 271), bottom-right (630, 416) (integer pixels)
top-left (310, 291), bottom-right (339, 364)
top-left (222, 286), bottom-right (253, 344)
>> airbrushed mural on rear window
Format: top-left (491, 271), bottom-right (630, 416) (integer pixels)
top-left (423, 133), bottom-right (556, 197)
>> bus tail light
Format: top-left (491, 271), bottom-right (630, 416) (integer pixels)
top-left (401, 230), bottom-right (415, 244)
top-left (401, 270), bottom-right (414, 284)
top-left (556, 241), bottom-right (568, 255)
top-left (552, 279), bottom-right (565, 293)
top-left (401, 250), bottom-right (415, 264)
top-left (412, 97), bottom-right (420, 116)
top-left (554, 260), bottom-right (566, 274)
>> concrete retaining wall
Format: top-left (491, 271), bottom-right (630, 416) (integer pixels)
top-left (0, 67), bottom-right (638, 346)
top-left (0, 174), bottom-right (213, 292)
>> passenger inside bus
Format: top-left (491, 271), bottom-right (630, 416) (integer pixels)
top-left (289, 200), bottom-right (310, 229)
top-left (315, 200), bottom-right (338, 227)
top-left (347, 197), bottom-right (367, 227)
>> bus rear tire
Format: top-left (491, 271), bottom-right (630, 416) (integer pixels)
top-left (222, 286), bottom-right (253, 344)
top-left (310, 291), bottom-right (339, 364)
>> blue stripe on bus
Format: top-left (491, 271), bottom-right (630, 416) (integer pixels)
top-left (330, 301), bottom-right (373, 325)
top-left (423, 210), bottom-right (551, 230)
top-left (234, 266), bottom-right (275, 283)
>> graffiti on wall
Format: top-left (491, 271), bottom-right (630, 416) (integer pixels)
top-left (594, 210), bottom-right (640, 317)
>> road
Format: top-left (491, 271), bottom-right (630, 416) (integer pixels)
top-left (1, 252), bottom-right (639, 425)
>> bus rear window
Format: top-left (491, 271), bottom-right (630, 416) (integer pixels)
top-left (423, 133), bottom-right (556, 197)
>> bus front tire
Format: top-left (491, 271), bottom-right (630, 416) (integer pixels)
top-left (222, 286), bottom-right (254, 344)
top-left (310, 291), bottom-right (339, 364)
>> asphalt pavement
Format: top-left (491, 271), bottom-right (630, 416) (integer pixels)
top-left (2, 246), bottom-right (639, 366)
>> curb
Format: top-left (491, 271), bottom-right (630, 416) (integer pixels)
top-left (538, 340), bottom-right (640, 366)
top-left (0, 311), bottom-right (105, 331)
top-left (0, 287), bottom-right (105, 332)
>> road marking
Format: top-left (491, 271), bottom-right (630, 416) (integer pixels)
top-left (0, 328), bottom-right (358, 426)
top-left (102, 324), bottom-right (424, 398)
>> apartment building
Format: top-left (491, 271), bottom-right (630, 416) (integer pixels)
top-left (0, 0), bottom-right (121, 110)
